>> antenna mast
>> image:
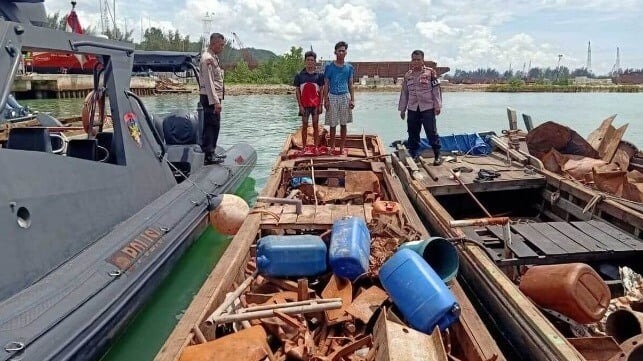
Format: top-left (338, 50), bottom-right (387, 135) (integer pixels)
top-left (201, 12), bottom-right (214, 52)
top-left (99, 0), bottom-right (116, 36)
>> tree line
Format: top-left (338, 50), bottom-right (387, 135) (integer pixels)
top-left (447, 66), bottom-right (643, 85)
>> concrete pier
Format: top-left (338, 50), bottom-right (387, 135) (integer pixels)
top-left (12, 74), bottom-right (157, 99)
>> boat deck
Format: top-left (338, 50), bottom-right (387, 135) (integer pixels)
top-left (395, 145), bottom-right (643, 266)
top-left (464, 219), bottom-right (643, 266)
top-left (259, 204), bottom-right (374, 229)
top-left (401, 148), bottom-right (546, 196)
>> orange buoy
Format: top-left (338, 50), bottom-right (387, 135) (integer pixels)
top-left (208, 194), bottom-right (249, 235)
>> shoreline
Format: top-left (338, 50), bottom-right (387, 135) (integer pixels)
top-left (216, 83), bottom-right (642, 96)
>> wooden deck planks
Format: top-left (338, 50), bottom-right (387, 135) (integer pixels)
top-left (486, 225), bottom-right (539, 259)
top-left (296, 204), bottom-right (316, 224)
top-left (586, 220), bottom-right (643, 249)
top-left (330, 204), bottom-right (349, 223)
top-left (477, 220), bottom-right (643, 264)
top-left (313, 206), bottom-right (332, 225)
top-left (548, 222), bottom-right (607, 252)
top-left (571, 221), bottom-right (633, 252)
top-left (417, 153), bottom-right (546, 195)
top-left (278, 204), bottom-right (299, 224)
top-left (527, 223), bottom-right (590, 254)
top-left (261, 204), bottom-right (372, 228)
top-left (512, 224), bottom-right (567, 255)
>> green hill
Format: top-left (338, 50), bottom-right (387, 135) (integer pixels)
top-left (219, 47), bottom-right (277, 68)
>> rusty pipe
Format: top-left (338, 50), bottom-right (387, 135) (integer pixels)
top-left (606, 309), bottom-right (643, 344)
top-left (256, 196), bottom-right (302, 214)
top-left (620, 334), bottom-right (643, 361)
top-left (449, 217), bottom-right (510, 228)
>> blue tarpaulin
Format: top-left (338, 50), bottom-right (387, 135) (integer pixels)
top-left (419, 133), bottom-right (492, 155)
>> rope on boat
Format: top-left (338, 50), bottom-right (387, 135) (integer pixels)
top-left (248, 209), bottom-right (280, 222)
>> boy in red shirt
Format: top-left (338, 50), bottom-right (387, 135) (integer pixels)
top-left (294, 51), bottom-right (324, 147)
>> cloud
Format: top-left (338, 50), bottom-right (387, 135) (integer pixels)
top-left (41, 0), bottom-right (641, 74)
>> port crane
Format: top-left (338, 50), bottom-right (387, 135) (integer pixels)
top-left (231, 32), bottom-right (258, 69)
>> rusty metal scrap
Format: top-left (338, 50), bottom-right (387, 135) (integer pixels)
top-left (179, 325), bottom-right (272, 361)
top-left (346, 286), bottom-right (388, 324)
top-left (322, 275), bottom-right (353, 324)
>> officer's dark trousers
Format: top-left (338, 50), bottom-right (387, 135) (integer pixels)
top-left (200, 94), bottom-right (221, 158)
top-left (407, 107), bottom-right (440, 158)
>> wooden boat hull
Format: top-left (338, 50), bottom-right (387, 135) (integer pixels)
top-left (155, 131), bottom-right (506, 361)
top-left (391, 136), bottom-right (643, 361)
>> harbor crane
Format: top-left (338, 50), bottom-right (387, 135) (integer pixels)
top-left (231, 32), bottom-right (258, 69)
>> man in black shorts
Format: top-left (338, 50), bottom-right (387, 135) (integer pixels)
top-left (294, 51), bottom-right (324, 147)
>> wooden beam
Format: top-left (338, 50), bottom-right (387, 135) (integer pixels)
top-left (522, 113), bottom-right (534, 132)
top-left (507, 107), bottom-right (518, 130)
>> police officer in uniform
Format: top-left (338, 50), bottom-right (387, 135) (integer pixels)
top-left (199, 33), bottom-right (226, 164)
top-left (398, 49), bottom-right (443, 165)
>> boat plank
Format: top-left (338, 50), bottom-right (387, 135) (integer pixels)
top-left (487, 225), bottom-right (540, 259)
top-left (428, 177), bottom-right (545, 196)
top-left (571, 221), bottom-right (633, 252)
top-left (586, 220), bottom-right (643, 249)
top-left (451, 281), bottom-right (506, 361)
top-left (330, 204), bottom-right (349, 223)
top-left (313, 206), bottom-right (333, 225)
top-left (512, 224), bottom-right (568, 255)
top-left (364, 203), bottom-right (373, 224)
top-left (528, 223), bottom-right (591, 253)
top-left (279, 204), bottom-right (299, 225)
top-left (296, 204), bottom-right (316, 224)
top-left (348, 204), bottom-right (365, 219)
top-left (547, 222), bottom-right (607, 252)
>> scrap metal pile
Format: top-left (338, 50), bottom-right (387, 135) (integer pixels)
top-left (526, 116), bottom-right (643, 203)
top-left (179, 171), bottom-right (463, 361)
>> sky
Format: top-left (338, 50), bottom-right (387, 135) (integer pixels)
top-left (44, 0), bottom-right (643, 75)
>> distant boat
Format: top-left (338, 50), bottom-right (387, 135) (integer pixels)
top-left (24, 51), bottom-right (99, 74)
top-left (23, 2), bottom-right (98, 74)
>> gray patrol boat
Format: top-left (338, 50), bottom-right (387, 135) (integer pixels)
top-left (0, 1), bottom-right (256, 360)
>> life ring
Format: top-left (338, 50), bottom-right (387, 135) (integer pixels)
top-left (81, 89), bottom-right (106, 136)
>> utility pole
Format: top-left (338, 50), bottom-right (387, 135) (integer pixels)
top-left (586, 41), bottom-right (592, 73)
top-left (613, 46), bottom-right (621, 75)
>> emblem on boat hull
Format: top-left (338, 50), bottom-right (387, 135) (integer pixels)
top-left (124, 111), bottom-right (142, 147)
top-left (108, 227), bottom-right (164, 271)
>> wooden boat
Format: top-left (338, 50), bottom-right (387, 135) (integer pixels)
top-left (391, 131), bottom-right (643, 361)
top-left (155, 129), bottom-right (507, 361)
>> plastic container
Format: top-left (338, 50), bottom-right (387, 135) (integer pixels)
top-left (290, 177), bottom-right (313, 188)
top-left (329, 217), bottom-right (371, 280)
top-left (379, 248), bottom-right (460, 332)
top-left (256, 235), bottom-right (327, 277)
top-left (398, 237), bottom-right (459, 283)
top-left (519, 263), bottom-right (610, 324)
